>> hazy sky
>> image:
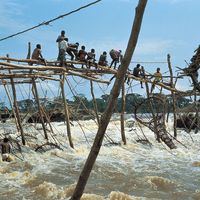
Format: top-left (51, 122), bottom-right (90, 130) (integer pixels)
top-left (0, 0), bottom-right (199, 100)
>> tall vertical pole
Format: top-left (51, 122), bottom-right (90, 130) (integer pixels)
top-left (143, 67), bottom-right (160, 142)
top-left (6, 54), bottom-right (26, 145)
top-left (70, 0), bottom-right (148, 199)
top-left (90, 81), bottom-right (100, 125)
top-left (194, 91), bottom-right (199, 133)
top-left (3, 83), bottom-right (20, 132)
top-left (60, 74), bottom-right (74, 148)
top-left (32, 78), bottom-right (48, 140)
top-left (120, 79), bottom-right (126, 144)
top-left (167, 54), bottom-right (177, 138)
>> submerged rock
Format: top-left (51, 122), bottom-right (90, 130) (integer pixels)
top-left (176, 113), bottom-right (198, 130)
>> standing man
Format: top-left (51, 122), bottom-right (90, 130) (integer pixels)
top-left (133, 64), bottom-right (141, 77)
top-left (67, 42), bottom-right (79, 61)
top-left (109, 49), bottom-right (123, 69)
top-left (56, 30), bottom-right (67, 61)
top-left (58, 37), bottom-right (68, 66)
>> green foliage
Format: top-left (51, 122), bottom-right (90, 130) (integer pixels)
top-left (176, 96), bottom-right (192, 108)
top-left (17, 99), bottom-right (35, 112)
top-left (15, 93), bottom-right (194, 114)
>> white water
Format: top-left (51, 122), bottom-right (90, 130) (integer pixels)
top-left (0, 116), bottom-right (200, 200)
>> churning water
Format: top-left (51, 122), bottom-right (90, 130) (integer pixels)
top-left (0, 116), bottom-right (200, 200)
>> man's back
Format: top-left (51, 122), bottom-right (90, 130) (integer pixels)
top-left (0, 140), bottom-right (11, 154)
top-left (1, 143), bottom-right (11, 154)
top-left (133, 67), bottom-right (140, 77)
top-left (31, 48), bottom-right (41, 60)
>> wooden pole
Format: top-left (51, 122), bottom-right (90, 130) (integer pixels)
top-left (70, 0), bottom-right (148, 199)
top-left (7, 72), bottom-right (26, 145)
top-left (120, 79), bottom-right (127, 144)
top-left (60, 74), bottom-right (74, 148)
top-left (26, 42), bottom-right (31, 59)
top-left (31, 78), bottom-right (48, 140)
top-left (3, 83), bottom-right (20, 132)
top-left (10, 80), bottom-right (26, 145)
top-left (143, 67), bottom-right (160, 142)
top-left (194, 91), bottom-right (199, 133)
top-left (90, 81), bottom-right (100, 125)
top-left (167, 54), bottom-right (177, 138)
top-left (6, 55), bottom-right (26, 145)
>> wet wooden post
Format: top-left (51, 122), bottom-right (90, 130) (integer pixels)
top-left (143, 67), bottom-right (160, 141)
top-left (70, 0), bottom-right (148, 199)
top-left (166, 98), bottom-right (170, 123)
top-left (3, 83), bottom-right (20, 132)
top-left (6, 54), bottom-right (26, 145)
top-left (120, 79), bottom-right (127, 144)
top-left (194, 91), bottom-right (199, 133)
top-left (90, 80), bottom-right (100, 125)
top-left (60, 74), bottom-right (74, 148)
top-left (167, 54), bottom-right (177, 138)
top-left (31, 78), bottom-right (49, 140)
top-left (41, 106), bottom-right (56, 137)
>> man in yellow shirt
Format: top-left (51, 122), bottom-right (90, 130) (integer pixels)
top-left (150, 67), bottom-right (162, 93)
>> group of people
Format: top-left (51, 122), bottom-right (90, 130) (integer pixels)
top-left (129, 64), bottom-right (162, 93)
top-left (31, 30), bottom-right (123, 69)
top-left (56, 30), bottom-right (123, 68)
top-left (30, 30), bottom-right (163, 92)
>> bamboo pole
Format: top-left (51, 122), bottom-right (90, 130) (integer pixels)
top-left (167, 54), bottom-right (177, 138)
top-left (0, 74), bottom-right (60, 81)
top-left (3, 83), bottom-right (20, 132)
top-left (6, 54), bottom-right (26, 145)
top-left (90, 81), bottom-right (100, 125)
top-left (31, 78), bottom-right (48, 140)
top-left (194, 91), bottom-right (199, 133)
top-left (10, 80), bottom-right (26, 145)
top-left (1, 59), bottom-right (199, 92)
top-left (6, 55), bottom-right (26, 145)
top-left (70, 1), bottom-right (148, 199)
top-left (120, 79), bottom-right (126, 144)
top-left (143, 66), bottom-right (161, 142)
top-left (60, 74), bottom-right (74, 148)
top-left (26, 42), bottom-right (31, 59)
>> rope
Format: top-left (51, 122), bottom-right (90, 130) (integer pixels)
top-left (131, 61), bottom-right (167, 64)
top-left (0, 0), bottom-right (102, 42)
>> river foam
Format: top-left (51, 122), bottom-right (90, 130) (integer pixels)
top-left (0, 117), bottom-right (200, 199)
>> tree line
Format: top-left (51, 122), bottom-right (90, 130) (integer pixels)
top-left (0, 93), bottom-right (190, 114)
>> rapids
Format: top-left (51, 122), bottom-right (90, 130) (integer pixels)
top-left (0, 116), bottom-right (200, 200)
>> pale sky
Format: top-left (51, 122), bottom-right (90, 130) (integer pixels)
top-left (0, 0), bottom-right (199, 101)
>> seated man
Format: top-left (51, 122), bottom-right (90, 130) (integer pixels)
top-left (87, 48), bottom-right (96, 68)
top-left (0, 138), bottom-right (12, 162)
top-left (77, 46), bottom-right (87, 68)
top-left (150, 67), bottom-right (162, 93)
top-left (31, 44), bottom-right (46, 65)
top-left (132, 64), bottom-right (144, 88)
top-left (98, 51), bottom-right (108, 66)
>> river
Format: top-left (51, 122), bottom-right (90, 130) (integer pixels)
top-left (0, 116), bottom-right (200, 200)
